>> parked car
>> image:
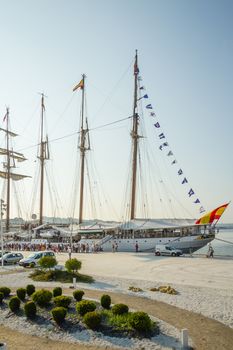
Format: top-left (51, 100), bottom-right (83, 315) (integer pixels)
top-left (155, 244), bottom-right (183, 257)
top-left (0, 251), bottom-right (10, 257)
top-left (0, 252), bottom-right (24, 265)
top-left (19, 251), bottom-right (55, 267)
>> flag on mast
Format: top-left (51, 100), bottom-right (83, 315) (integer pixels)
top-left (3, 113), bottom-right (7, 122)
top-left (195, 203), bottom-right (229, 224)
top-left (73, 79), bottom-right (84, 91)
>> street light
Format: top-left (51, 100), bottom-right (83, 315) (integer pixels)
top-left (1, 199), bottom-right (7, 268)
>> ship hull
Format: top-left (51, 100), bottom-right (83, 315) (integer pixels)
top-left (79, 235), bottom-right (214, 253)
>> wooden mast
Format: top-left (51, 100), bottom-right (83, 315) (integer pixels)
top-left (39, 93), bottom-right (49, 225)
top-left (130, 50), bottom-right (139, 220)
top-left (78, 74), bottom-right (90, 224)
top-left (0, 108), bottom-right (30, 231)
top-left (6, 108), bottom-right (10, 231)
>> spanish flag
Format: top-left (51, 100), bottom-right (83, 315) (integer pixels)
top-left (73, 79), bottom-right (84, 92)
top-left (195, 203), bottom-right (229, 225)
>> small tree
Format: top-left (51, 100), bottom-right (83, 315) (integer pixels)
top-left (100, 294), bottom-right (111, 309)
top-left (16, 288), bottom-right (26, 301)
top-left (65, 258), bottom-right (82, 274)
top-left (26, 284), bottom-right (35, 296)
top-left (32, 289), bottom-right (52, 307)
top-left (24, 301), bottom-right (37, 318)
top-left (9, 296), bottom-right (21, 312)
top-left (38, 256), bottom-right (57, 270)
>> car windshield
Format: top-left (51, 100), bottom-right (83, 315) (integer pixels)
top-left (27, 253), bottom-right (39, 259)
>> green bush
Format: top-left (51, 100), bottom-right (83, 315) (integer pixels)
top-left (129, 311), bottom-right (152, 332)
top-left (83, 311), bottom-right (101, 329)
top-left (100, 294), bottom-right (111, 309)
top-left (53, 287), bottom-right (62, 297)
top-left (32, 289), bottom-right (52, 307)
top-left (24, 301), bottom-right (37, 318)
top-left (51, 306), bottom-right (67, 324)
top-left (26, 284), bottom-right (35, 296)
top-left (76, 300), bottom-right (96, 316)
top-left (73, 290), bottom-right (84, 302)
top-left (9, 296), bottom-right (20, 312)
top-left (54, 295), bottom-right (71, 308)
top-left (0, 292), bottom-right (4, 303)
top-left (112, 303), bottom-right (129, 315)
top-left (65, 258), bottom-right (82, 274)
top-left (38, 256), bottom-right (57, 270)
top-left (16, 288), bottom-right (26, 301)
top-left (0, 287), bottom-right (11, 297)
top-left (107, 312), bottom-right (132, 331)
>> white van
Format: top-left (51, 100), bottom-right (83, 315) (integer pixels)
top-left (19, 251), bottom-right (55, 267)
top-left (155, 244), bottom-right (183, 257)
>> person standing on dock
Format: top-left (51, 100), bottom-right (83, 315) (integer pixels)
top-left (68, 246), bottom-right (72, 260)
top-left (207, 243), bottom-right (214, 258)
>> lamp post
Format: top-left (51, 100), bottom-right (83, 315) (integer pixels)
top-left (1, 199), bottom-right (7, 268)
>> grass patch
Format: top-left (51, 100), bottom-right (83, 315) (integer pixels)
top-left (29, 269), bottom-right (94, 283)
top-left (103, 310), bottom-right (134, 331)
top-left (102, 309), bottom-right (157, 336)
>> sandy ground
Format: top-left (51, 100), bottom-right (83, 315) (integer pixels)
top-left (0, 251), bottom-right (233, 349)
top-left (57, 252), bottom-right (233, 290)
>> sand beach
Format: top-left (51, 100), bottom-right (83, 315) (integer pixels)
top-left (0, 251), bottom-right (233, 349)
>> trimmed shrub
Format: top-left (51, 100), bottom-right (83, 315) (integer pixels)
top-left (0, 287), bottom-right (11, 297)
top-left (73, 290), bottom-right (84, 302)
top-left (9, 296), bottom-right (20, 312)
top-left (54, 295), bottom-right (71, 308)
top-left (83, 311), bottom-right (101, 329)
top-left (112, 303), bottom-right (129, 315)
top-left (32, 289), bottom-right (52, 307)
top-left (129, 311), bottom-right (152, 332)
top-left (53, 287), bottom-right (62, 297)
top-left (76, 300), bottom-right (96, 316)
top-left (65, 258), bottom-right (82, 273)
top-left (0, 292), bottom-right (4, 303)
top-left (100, 294), bottom-right (111, 309)
top-left (51, 306), bottom-right (67, 324)
top-left (16, 288), bottom-right (26, 301)
top-left (38, 256), bottom-right (57, 270)
top-left (26, 284), bottom-right (35, 296)
top-left (24, 301), bottom-right (37, 318)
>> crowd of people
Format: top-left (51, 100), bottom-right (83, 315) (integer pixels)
top-left (3, 241), bottom-right (102, 254)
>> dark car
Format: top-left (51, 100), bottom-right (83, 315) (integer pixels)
top-left (0, 252), bottom-right (24, 265)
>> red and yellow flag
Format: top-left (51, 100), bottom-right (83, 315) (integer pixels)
top-left (195, 203), bottom-right (229, 225)
top-left (73, 79), bottom-right (84, 92)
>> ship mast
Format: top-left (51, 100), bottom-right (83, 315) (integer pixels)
top-left (0, 108), bottom-right (29, 231)
top-left (38, 94), bottom-right (49, 225)
top-left (77, 74), bottom-right (90, 224)
top-left (6, 108), bottom-right (10, 231)
top-left (130, 50), bottom-right (140, 220)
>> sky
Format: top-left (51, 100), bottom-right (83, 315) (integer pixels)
top-left (0, 0), bottom-right (232, 223)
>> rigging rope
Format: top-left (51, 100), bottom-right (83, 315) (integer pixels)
top-left (214, 237), bottom-right (233, 245)
top-left (17, 115), bottom-right (133, 153)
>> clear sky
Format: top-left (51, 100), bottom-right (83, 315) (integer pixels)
top-left (0, 0), bottom-right (232, 223)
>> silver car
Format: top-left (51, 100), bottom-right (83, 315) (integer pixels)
top-left (0, 252), bottom-right (24, 265)
top-left (19, 251), bottom-right (55, 267)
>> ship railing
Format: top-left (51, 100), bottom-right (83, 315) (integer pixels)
top-left (98, 235), bottom-right (112, 246)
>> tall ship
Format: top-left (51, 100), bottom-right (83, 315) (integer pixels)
top-left (72, 52), bottom-right (229, 252)
top-left (3, 54), bottom-right (229, 252)
top-left (0, 108), bottom-right (30, 232)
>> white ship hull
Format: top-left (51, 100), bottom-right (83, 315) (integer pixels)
top-left (79, 234), bottom-right (214, 253)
